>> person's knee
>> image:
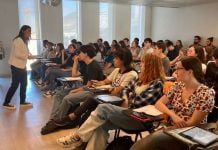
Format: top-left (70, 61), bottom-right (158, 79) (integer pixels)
top-left (95, 104), bottom-right (109, 114)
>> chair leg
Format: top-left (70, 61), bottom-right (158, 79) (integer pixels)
top-left (114, 129), bottom-right (120, 139)
top-left (134, 134), bottom-right (139, 142)
top-left (139, 133), bottom-right (142, 139)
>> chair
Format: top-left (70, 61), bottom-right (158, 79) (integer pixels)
top-left (112, 110), bottom-right (163, 142)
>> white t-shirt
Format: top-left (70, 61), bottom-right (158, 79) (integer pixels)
top-left (107, 68), bottom-right (138, 87)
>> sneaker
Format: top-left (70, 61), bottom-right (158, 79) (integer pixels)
top-left (56, 133), bottom-right (82, 148)
top-left (20, 102), bottom-right (33, 107)
top-left (3, 103), bottom-right (16, 110)
top-left (54, 116), bottom-right (72, 126)
top-left (41, 120), bottom-right (59, 135)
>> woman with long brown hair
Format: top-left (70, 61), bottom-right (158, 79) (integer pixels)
top-left (56, 53), bottom-right (166, 149)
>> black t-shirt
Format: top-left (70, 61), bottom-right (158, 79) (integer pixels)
top-left (205, 62), bottom-right (218, 91)
top-left (60, 53), bottom-right (75, 68)
top-left (167, 47), bottom-right (179, 61)
top-left (82, 60), bottom-right (104, 84)
top-left (51, 53), bottom-right (68, 64)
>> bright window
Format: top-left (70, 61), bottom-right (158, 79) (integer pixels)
top-left (63, 0), bottom-right (81, 47)
top-left (18, 0), bottom-right (41, 70)
top-left (99, 2), bottom-right (113, 43)
top-left (130, 5), bottom-right (145, 44)
top-left (18, 0), bottom-right (41, 40)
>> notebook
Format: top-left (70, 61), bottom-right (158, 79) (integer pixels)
top-left (133, 105), bottom-right (163, 116)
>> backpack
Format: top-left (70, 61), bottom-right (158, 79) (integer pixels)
top-left (106, 136), bottom-right (134, 150)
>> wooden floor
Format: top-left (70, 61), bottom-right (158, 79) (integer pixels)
top-left (0, 76), bottom-right (74, 150)
top-left (0, 76), bottom-right (150, 150)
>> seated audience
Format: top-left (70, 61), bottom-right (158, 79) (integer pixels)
top-left (123, 38), bottom-right (130, 48)
top-left (42, 44), bottom-right (76, 96)
top-left (175, 40), bottom-right (183, 50)
top-left (42, 48), bottom-right (138, 134)
top-left (137, 38), bottom-right (153, 60)
top-left (190, 35), bottom-right (202, 47)
top-left (130, 56), bottom-right (215, 150)
top-left (205, 37), bottom-right (216, 62)
top-left (205, 48), bottom-right (218, 123)
top-left (56, 53), bottom-right (165, 149)
top-left (187, 46), bottom-right (206, 73)
top-left (30, 39), bottom-right (49, 80)
top-left (103, 44), bottom-right (120, 75)
top-left (153, 41), bottom-right (171, 76)
top-left (130, 40), bottom-right (140, 61)
top-left (42, 49), bottom-right (137, 133)
top-left (170, 48), bottom-right (187, 66)
top-left (166, 41), bottom-right (179, 61)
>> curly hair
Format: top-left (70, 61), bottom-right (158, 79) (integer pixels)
top-left (140, 53), bottom-right (165, 84)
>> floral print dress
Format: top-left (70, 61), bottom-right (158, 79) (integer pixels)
top-left (167, 82), bottom-right (215, 124)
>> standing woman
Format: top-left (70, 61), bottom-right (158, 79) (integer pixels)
top-left (3, 25), bottom-right (33, 109)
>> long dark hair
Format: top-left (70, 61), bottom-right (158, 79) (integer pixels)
top-left (14, 25), bottom-right (31, 44)
top-left (181, 56), bottom-right (204, 83)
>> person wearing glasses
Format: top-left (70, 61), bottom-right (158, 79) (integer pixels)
top-left (130, 56), bottom-right (215, 150)
top-left (56, 54), bottom-right (165, 149)
top-left (3, 25), bottom-right (34, 110)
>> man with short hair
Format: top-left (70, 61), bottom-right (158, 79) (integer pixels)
top-left (190, 35), bottom-right (202, 47)
top-left (137, 38), bottom-right (153, 60)
top-left (166, 41), bottom-right (179, 61)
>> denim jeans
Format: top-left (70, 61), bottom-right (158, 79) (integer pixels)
top-left (4, 65), bottom-right (27, 104)
top-left (77, 104), bottom-right (123, 150)
top-left (50, 90), bottom-right (94, 120)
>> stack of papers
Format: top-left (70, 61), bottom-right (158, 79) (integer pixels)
top-left (134, 105), bottom-right (163, 116)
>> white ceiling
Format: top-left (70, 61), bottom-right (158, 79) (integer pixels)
top-left (75, 0), bottom-right (218, 8)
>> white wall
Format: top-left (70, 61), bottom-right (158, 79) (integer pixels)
top-left (151, 2), bottom-right (218, 47)
top-left (114, 3), bottom-right (131, 41)
top-left (144, 6), bottom-right (152, 38)
top-left (81, 2), bottom-right (99, 44)
top-left (0, 0), bottom-right (19, 76)
top-left (80, 2), bottom-right (132, 44)
top-left (40, 2), bottom-right (63, 43)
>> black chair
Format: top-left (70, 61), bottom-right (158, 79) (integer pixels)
top-left (111, 110), bottom-right (163, 142)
